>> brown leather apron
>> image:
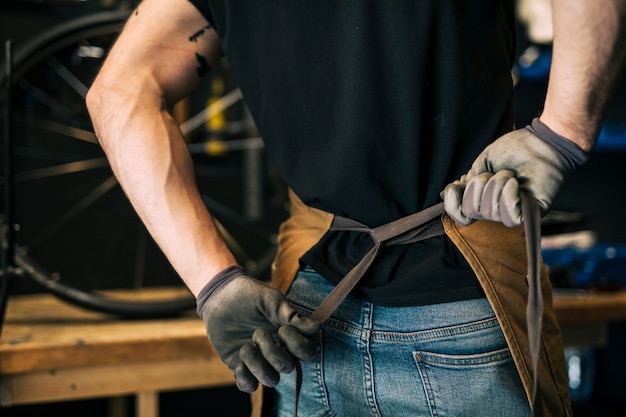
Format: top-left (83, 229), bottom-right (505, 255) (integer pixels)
top-left (251, 189), bottom-right (572, 417)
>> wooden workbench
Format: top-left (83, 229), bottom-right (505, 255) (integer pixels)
top-left (554, 289), bottom-right (626, 325)
top-left (0, 288), bottom-right (235, 417)
top-left (1, 287), bottom-right (626, 416)
top-left (554, 289), bottom-right (626, 348)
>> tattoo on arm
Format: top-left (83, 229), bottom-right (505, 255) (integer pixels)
top-left (190, 24), bottom-right (214, 77)
top-left (195, 53), bottom-right (211, 77)
top-left (189, 25), bottom-right (212, 42)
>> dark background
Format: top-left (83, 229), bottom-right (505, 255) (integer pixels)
top-left (1, 1), bottom-right (625, 416)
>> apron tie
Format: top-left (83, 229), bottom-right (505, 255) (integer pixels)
top-left (310, 202), bottom-right (446, 323)
top-left (292, 195), bottom-right (543, 417)
top-left (521, 193), bottom-right (544, 415)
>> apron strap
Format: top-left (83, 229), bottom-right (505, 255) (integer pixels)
top-left (310, 202), bottom-right (445, 322)
top-left (293, 196), bottom-right (543, 417)
top-left (521, 193), bottom-right (544, 415)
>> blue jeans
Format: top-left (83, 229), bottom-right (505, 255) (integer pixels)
top-left (273, 267), bottom-right (531, 417)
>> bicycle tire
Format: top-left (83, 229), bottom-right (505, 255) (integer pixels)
top-left (0, 10), bottom-right (286, 318)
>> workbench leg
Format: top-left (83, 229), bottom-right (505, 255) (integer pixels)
top-left (136, 391), bottom-right (158, 417)
top-left (108, 396), bottom-right (130, 417)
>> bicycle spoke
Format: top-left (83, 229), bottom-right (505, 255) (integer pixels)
top-left (180, 88), bottom-right (243, 135)
top-left (22, 115), bottom-right (98, 144)
top-left (18, 79), bottom-right (76, 119)
top-left (15, 157), bottom-right (109, 182)
top-left (12, 144), bottom-right (88, 165)
top-left (213, 218), bottom-right (252, 264)
top-left (47, 56), bottom-right (90, 98)
top-left (200, 192), bottom-right (272, 240)
top-left (26, 175), bottom-right (118, 249)
top-left (187, 136), bottom-right (263, 155)
top-left (0, 10), bottom-right (283, 315)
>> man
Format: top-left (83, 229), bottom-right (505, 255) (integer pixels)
top-left (86, 1), bottom-right (626, 415)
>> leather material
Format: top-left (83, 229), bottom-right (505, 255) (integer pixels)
top-left (252, 189), bottom-right (332, 417)
top-left (443, 214), bottom-right (572, 416)
top-left (252, 194), bottom-right (572, 416)
top-left (270, 189), bottom-right (334, 294)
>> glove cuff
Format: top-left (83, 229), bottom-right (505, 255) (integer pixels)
top-left (196, 265), bottom-right (246, 317)
top-left (525, 117), bottom-right (589, 173)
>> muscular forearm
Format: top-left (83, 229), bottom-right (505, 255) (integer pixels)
top-left (87, 83), bottom-right (237, 296)
top-left (540, 0), bottom-right (626, 151)
top-left (86, 0), bottom-right (235, 296)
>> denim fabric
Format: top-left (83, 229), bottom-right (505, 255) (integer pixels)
top-left (273, 267), bottom-right (531, 417)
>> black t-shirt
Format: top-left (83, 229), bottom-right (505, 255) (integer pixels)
top-left (188, 0), bottom-right (517, 306)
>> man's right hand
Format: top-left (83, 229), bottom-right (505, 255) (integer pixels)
top-left (196, 266), bottom-right (321, 392)
top-left (442, 118), bottom-right (588, 227)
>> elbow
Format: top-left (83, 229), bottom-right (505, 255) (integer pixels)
top-left (85, 82), bottom-right (99, 120)
top-left (85, 76), bottom-right (110, 147)
top-left (86, 66), bottom-right (169, 152)
top-left (86, 70), bottom-right (138, 151)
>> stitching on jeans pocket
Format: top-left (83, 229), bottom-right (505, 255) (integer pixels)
top-left (413, 347), bottom-right (512, 367)
top-left (412, 347), bottom-right (527, 417)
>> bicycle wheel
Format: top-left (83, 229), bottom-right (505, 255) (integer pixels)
top-left (0, 10), bottom-right (287, 317)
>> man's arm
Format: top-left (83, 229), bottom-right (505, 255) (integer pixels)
top-left (540, 0), bottom-right (626, 151)
top-left (86, 0), bottom-right (234, 296)
top-left (86, 0), bottom-right (320, 392)
top-left (443, 0), bottom-right (626, 226)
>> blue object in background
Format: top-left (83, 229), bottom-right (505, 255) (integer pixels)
top-left (565, 346), bottom-right (596, 404)
top-left (542, 243), bottom-right (626, 290)
top-left (516, 45), bottom-right (552, 81)
top-left (594, 123), bottom-right (626, 152)
top-left (516, 45), bottom-right (626, 153)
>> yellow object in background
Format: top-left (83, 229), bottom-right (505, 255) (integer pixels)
top-left (205, 76), bottom-right (227, 156)
top-left (205, 140), bottom-right (228, 157)
top-left (207, 76), bottom-right (226, 131)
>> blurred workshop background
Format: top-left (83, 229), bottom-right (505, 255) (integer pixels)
top-left (1, 0), bottom-right (625, 416)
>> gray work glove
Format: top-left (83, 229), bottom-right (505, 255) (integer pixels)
top-left (442, 117), bottom-right (589, 227)
top-left (196, 265), bottom-right (320, 393)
